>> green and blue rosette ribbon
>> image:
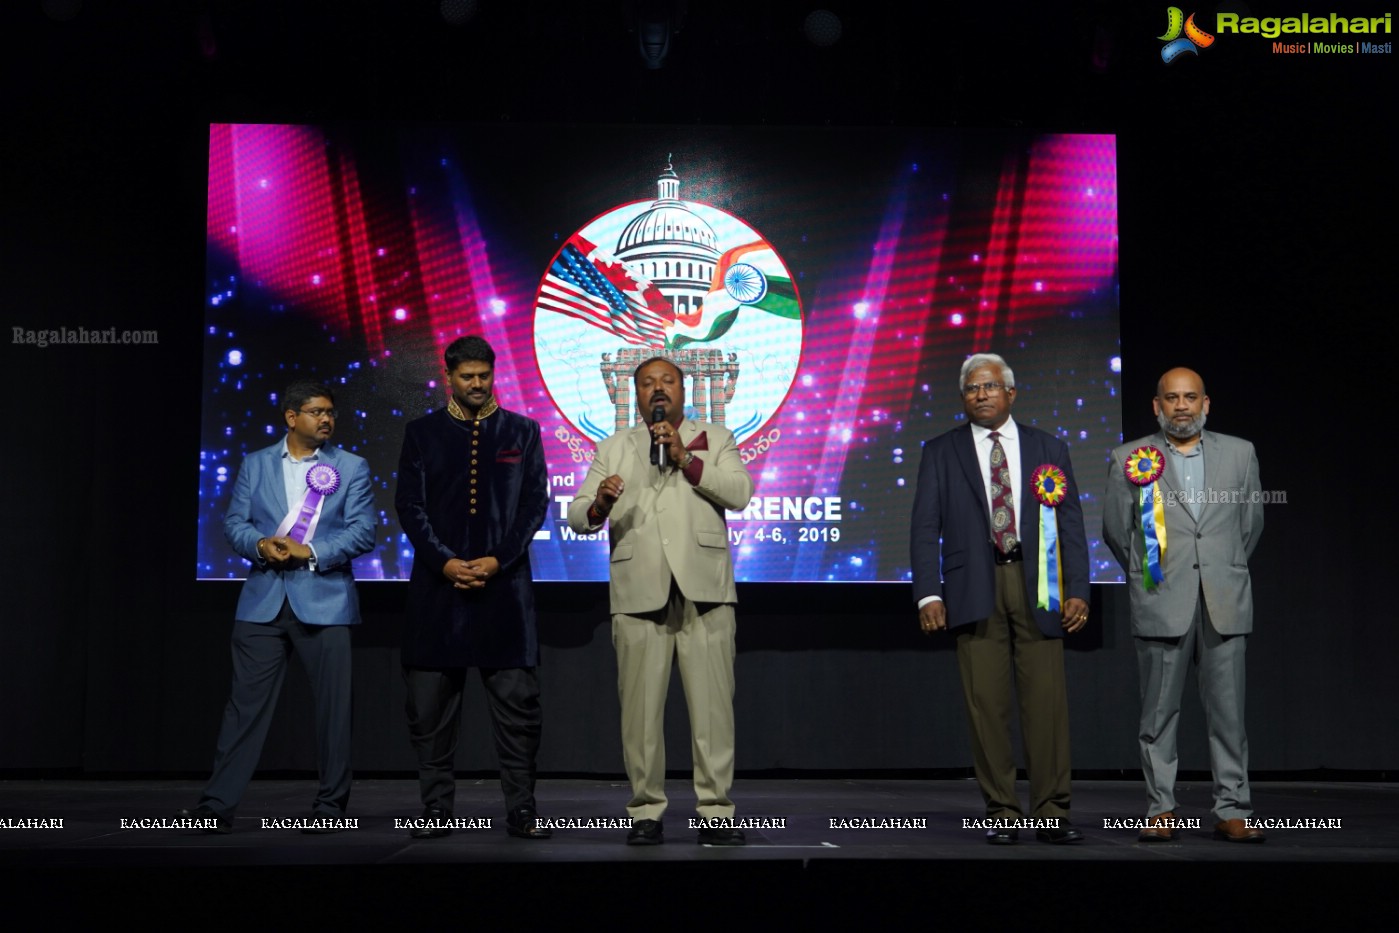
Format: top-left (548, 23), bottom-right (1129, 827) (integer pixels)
top-left (1030, 464), bottom-right (1069, 611)
top-left (1124, 446), bottom-right (1167, 590)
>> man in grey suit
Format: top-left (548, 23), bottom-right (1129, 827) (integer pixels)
top-left (568, 357), bottom-right (754, 846)
top-left (1104, 367), bottom-right (1265, 843)
top-left (179, 381), bottom-right (375, 832)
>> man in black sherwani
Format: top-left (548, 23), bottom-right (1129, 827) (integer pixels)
top-left (395, 335), bottom-right (551, 839)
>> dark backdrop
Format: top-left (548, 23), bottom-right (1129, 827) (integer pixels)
top-left (3, 2), bottom-right (1393, 776)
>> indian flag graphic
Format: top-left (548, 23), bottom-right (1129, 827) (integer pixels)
top-left (668, 240), bottom-right (800, 349)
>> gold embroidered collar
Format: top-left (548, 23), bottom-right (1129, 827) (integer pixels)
top-left (447, 396), bottom-right (499, 422)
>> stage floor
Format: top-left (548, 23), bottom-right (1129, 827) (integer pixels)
top-left (3, 777), bottom-right (1395, 862)
top-left (4, 778), bottom-right (1395, 923)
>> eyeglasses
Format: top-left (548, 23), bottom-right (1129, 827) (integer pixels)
top-left (962, 383), bottom-right (1008, 398)
top-left (298, 407), bottom-right (338, 419)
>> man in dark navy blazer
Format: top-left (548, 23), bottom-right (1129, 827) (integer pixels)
top-left (910, 353), bottom-right (1090, 844)
top-left (180, 381), bottom-right (375, 832)
top-left (396, 335), bottom-right (551, 840)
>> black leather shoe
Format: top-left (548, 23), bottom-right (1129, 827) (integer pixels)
top-left (1036, 823), bottom-right (1084, 844)
top-left (410, 806), bottom-right (453, 839)
top-left (175, 805), bottom-right (231, 834)
top-left (985, 828), bottom-right (1019, 845)
top-left (697, 826), bottom-right (747, 846)
top-left (506, 806), bottom-right (553, 839)
top-left (627, 818), bottom-right (664, 845)
top-left (302, 811), bottom-right (350, 834)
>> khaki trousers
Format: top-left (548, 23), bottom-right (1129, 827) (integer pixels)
top-left (954, 560), bottom-right (1072, 819)
top-left (613, 585), bottom-right (736, 821)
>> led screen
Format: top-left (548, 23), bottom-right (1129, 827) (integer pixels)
top-left (199, 124), bottom-right (1122, 583)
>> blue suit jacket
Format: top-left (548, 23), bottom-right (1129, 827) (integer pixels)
top-left (910, 421), bottom-right (1090, 637)
top-left (223, 440), bottom-right (376, 626)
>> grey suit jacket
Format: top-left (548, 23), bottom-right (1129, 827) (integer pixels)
top-left (568, 420), bottom-right (754, 615)
top-left (1103, 430), bottom-right (1263, 637)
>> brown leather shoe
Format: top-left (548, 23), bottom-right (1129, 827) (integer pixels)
top-left (1138, 811), bottom-right (1178, 842)
top-left (1213, 818), bottom-right (1265, 843)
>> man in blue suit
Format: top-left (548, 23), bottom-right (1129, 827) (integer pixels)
top-left (910, 353), bottom-right (1090, 844)
top-left (179, 381), bottom-right (375, 832)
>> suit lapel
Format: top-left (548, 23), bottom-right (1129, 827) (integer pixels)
top-left (1016, 426), bottom-right (1041, 554)
top-left (629, 424), bottom-right (653, 466)
top-left (953, 425), bottom-right (988, 522)
top-left (317, 446), bottom-right (340, 517)
top-left (264, 442), bottom-right (290, 516)
top-left (1016, 427), bottom-right (1038, 517)
top-left (1155, 431), bottom-right (1198, 529)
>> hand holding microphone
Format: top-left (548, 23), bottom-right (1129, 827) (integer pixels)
top-left (650, 404), bottom-right (668, 467)
top-left (650, 406), bottom-right (690, 469)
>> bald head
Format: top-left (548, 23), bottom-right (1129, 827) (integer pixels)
top-left (1153, 368), bottom-right (1209, 441)
top-left (1156, 367), bottom-right (1205, 399)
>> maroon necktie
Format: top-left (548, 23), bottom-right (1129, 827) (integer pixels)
top-left (988, 431), bottom-right (1018, 554)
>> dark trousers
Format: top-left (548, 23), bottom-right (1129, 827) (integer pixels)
top-left (403, 666), bottom-right (542, 814)
top-left (954, 560), bottom-right (1072, 819)
top-left (200, 601), bottom-right (353, 818)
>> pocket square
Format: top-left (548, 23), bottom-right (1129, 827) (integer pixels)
top-left (686, 432), bottom-right (709, 452)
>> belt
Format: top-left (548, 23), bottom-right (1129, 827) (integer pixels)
top-left (993, 544), bottom-right (1023, 565)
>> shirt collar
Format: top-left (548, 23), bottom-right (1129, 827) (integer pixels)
top-left (970, 417), bottom-right (1018, 444)
top-left (1163, 431), bottom-right (1204, 457)
top-left (281, 437), bottom-right (322, 463)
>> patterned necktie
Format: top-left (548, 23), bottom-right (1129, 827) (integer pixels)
top-left (988, 431), bottom-right (1018, 554)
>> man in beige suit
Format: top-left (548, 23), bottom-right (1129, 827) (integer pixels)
top-left (568, 357), bottom-right (754, 846)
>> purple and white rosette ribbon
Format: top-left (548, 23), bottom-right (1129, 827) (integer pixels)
top-left (277, 463), bottom-right (341, 544)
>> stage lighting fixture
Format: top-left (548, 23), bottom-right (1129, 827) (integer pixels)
top-left (440, 0), bottom-right (478, 26)
top-left (803, 9), bottom-right (842, 47)
top-left (632, 0), bottom-right (685, 69)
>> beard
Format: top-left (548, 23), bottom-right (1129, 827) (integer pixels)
top-left (1158, 410), bottom-right (1206, 440)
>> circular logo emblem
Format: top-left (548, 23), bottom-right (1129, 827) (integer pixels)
top-left (531, 159), bottom-right (803, 445)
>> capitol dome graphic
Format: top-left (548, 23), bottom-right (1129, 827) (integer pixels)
top-left (532, 157), bottom-right (804, 447)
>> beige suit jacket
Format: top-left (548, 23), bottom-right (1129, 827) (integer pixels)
top-left (568, 420), bottom-right (753, 615)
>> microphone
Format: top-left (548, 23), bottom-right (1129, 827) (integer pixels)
top-left (650, 405), bottom-right (667, 467)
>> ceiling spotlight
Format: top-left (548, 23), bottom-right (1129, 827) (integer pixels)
top-left (41, 0), bottom-right (82, 21)
top-left (803, 9), bottom-right (843, 47)
top-left (632, 0), bottom-right (685, 69)
top-left (440, 0), bottom-right (479, 26)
